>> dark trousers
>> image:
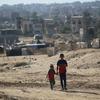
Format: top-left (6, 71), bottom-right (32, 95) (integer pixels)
top-left (60, 73), bottom-right (67, 89)
top-left (49, 79), bottom-right (55, 90)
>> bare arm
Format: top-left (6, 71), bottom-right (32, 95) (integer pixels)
top-left (65, 60), bottom-right (68, 67)
top-left (56, 66), bottom-right (59, 74)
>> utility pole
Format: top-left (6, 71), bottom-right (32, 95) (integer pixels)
top-left (80, 28), bottom-right (84, 48)
top-left (4, 36), bottom-right (7, 56)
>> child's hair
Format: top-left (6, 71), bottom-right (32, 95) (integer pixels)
top-left (50, 64), bottom-right (54, 69)
top-left (60, 54), bottom-right (64, 58)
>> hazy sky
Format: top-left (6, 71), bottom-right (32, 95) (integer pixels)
top-left (0, 0), bottom-right (96, 5)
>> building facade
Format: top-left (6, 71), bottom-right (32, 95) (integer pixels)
top-left (71, 16), bottom-right (84, 33)
top-left (0, 29), bottom-right (19, 45)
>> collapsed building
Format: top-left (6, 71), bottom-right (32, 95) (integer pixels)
top-left (0, 29), bottom-right (20, 45)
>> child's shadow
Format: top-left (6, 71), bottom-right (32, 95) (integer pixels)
top-left (56, 89), bottom-right (100, 95)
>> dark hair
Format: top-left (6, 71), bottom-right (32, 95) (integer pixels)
top-left (60, 54), bottom-right (64, 57)
top-left (50, 64), bottom-right (54, 69)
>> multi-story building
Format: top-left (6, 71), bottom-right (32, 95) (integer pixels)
top-left (17, 18), bottom-right (55, 35)
top-left (0, 29), bottom-right (19, 45)
top-left (21, 19), bottom-right (33, 34)
top-left (71, 16), bottom-right (84, 33)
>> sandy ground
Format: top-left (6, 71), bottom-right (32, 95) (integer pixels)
top-left (0, 49), bottom-right (100, 100)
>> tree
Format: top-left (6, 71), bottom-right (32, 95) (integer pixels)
top-left (16, 17), bottom-right (22, 30)
top-left (83, 11), bottom-right (92, 29)
top-left (11, 12), bottom-right (20, 22)
top-left (83, 11), bottom-right (94, 47)
top-left (95, 19), bottom-right (100, 48)
top-left (60, 25), bottom-right (71, 34)
top-left (32, 12), bottom-right (38, 19)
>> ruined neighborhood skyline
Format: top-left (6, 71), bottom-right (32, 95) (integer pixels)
top-left (0, 0), bottom-right (96, 5)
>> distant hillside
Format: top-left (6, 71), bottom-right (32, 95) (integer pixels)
top-left (0, 1), bottom-right (100, 20)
